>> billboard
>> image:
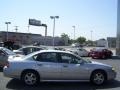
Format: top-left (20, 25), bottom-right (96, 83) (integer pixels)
top-left (29, 19), bottom-right (41, 26)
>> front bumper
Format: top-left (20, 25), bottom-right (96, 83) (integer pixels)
top-left (107, 70), bottom-right (117, 80)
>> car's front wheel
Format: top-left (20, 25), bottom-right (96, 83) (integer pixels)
top-left (22, 71), bottom-right (39, 85)
top-left (90, 71), bottom-right (106, 85)
top-left (101, 55), bottom-right (106, 59)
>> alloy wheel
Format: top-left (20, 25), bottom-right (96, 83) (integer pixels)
top-left (91, 71), bottom-right (105, 85)
top-left (23, 72), bottom-right (37, 85)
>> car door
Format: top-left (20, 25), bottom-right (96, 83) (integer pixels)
top-left (59, 53), bottom-right (89, 80)
top-left (33, 52), bottom-right (61, 80)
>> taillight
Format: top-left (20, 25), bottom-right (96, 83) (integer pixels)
top-left (4, 61), bottom-right (9, 67)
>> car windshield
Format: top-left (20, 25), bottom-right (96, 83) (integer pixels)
top-left (22, 50), bottom-right (41, 60)
top-left (2, 48), bottom-right (16, 55)
top-left (79, 57), bottom-right (92, 63)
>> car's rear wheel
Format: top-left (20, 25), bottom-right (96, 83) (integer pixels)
top-left (90, 71), bottom-right (106, 85)
top-left (22, 71), bottom-right (39, 85)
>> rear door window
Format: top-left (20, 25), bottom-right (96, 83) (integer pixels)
top-left (33, 52), bottom-right (57, 63)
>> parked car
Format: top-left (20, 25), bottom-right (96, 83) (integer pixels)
top-left (13, 46), bottom-right (44, 55)
top-left (89, 48), bottom-right (113, 59)
top-left (0, 47), bottom-right (16, 67)
top-left (46, 47), bottom-right (65, 51)
top-left (66, 48), bottom-right (89, 57)
top-left (4, 50), bottom-right (116, 85)
top-left (71, 43), bottom-right (83, 47)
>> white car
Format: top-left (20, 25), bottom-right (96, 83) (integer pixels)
top-left (66, 48), bottom-right (89, 57)
top-left (13, 46), bottom-right (44, 55)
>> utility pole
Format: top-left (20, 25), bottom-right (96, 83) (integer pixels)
top-left (15, 26), bottom-right (18, 32)
top-left (5, 22), bottom-right (11, 41)
top-left (28, 25), bottom-right (30, 33)
top-left (72, 26), bottom-right (76, 41)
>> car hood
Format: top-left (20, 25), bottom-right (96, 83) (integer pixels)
top-left (90, 61), bottom-right (112, 67)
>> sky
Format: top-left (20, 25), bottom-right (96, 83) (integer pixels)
top-left (0, 0), bottom-right (117, 41)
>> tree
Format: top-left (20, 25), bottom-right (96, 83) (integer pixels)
top-left (61, 33), bottom-right (70, 45)
top-left (76, 36), bottom-right (86, 44)
top-left (61, 33), bottom-right (69, 38)
top-left (86, 40), bottom-right (93, 46)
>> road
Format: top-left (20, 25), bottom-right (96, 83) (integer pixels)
top-left (0, 58), bottom-right (120, 90)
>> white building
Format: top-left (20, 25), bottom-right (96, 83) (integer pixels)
top-left (96, 39), bottom-right (108, 48)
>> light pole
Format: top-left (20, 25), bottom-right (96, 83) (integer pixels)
top-left (72, 26), bottom-right (76, 41)
top-left (91, 30), bottom-right (93, 46)
top-left (91, 30), bottom-right (93, 41)
top-left (27, 25), bottom-right (30, 33)
top-left (5, 22), bottom-right (11, 41)
top-left (14, 26), bottom-right (18, 32)
top-left (50, 16), bottom-right (59, 46)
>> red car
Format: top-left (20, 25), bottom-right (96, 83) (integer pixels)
top-left (89, 48), bottom-right (113, 59)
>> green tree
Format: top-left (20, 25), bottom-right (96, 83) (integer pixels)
top-left (86, 40), bottom-right (93, 46)
top-left (61, 33), bottom-right (70, 45)
top-left (76, 36), bottom-right (86, 44)
top-left (61, 33), bottom-right (69, 39)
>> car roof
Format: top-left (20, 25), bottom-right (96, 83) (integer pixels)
top-left (24, 50), bottom-right (75, 59)
top-left (0, 47), bottom-right (16, 55)
top-left (36, 49), bottom-right (72, 54)
top-left (21, 46), bottom-right (42, 48)
top-left (18, 46), bottom-right (44, 50)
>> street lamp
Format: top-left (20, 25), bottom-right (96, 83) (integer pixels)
top-left (91, 30), bottom-right (93, 41)
top-left (5, 22), bottom-right (11, 41)
top-left (50, 16), bottom-right (59, 46)
top-left (72, 26), bottom-right (76, 40)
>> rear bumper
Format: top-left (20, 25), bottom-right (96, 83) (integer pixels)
top-left (3, 66), bottom-right (20, 79)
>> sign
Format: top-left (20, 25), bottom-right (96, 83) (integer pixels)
top-left (29, 19), bottom-right (41, 26)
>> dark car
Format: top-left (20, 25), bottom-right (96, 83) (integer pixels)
top-left (0, 47), bottom-right (16, 67)
top-left (89, 48), bottom-right (113, 59)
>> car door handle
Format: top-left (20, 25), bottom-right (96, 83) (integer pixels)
top-left (63, 65), bottom-right (68, 68)
top-left (37, 64), bottom-right (43, 66)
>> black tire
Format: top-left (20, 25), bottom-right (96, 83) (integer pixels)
top-left (21, 71), bottom-right (39, 86)
top-left (90, 71), bottom-right (106, 85)
top-left (92, 56), bottom-right (95, 59)
top-left (102, 55), bottom-right (106, 59)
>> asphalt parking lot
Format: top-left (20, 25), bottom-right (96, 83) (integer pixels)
top-left (0, 57), bottom-right (120, 90)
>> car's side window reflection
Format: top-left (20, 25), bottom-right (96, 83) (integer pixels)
top-left (33, 52), bottom-right (57, 63)
top-left (60, 53), bottom-right (80, 64)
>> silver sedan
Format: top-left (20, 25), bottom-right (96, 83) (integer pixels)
top-left (3, 50), bottom-right (116, 85)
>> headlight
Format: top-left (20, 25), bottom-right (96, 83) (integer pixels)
top-left (112, 67), bottom-right (116, 71)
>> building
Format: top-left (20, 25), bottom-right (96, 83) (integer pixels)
top-left (0, 31), bottom-right (65, 46)
top-left (107, 37), bottom-right (116, 48)
top-left (96, 39), bottom-right (108, 48)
